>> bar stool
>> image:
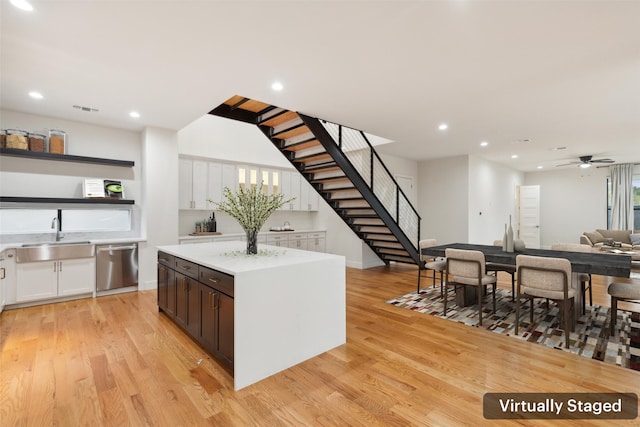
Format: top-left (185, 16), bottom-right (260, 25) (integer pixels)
top-left (607, 282), bottom-right (640, 334)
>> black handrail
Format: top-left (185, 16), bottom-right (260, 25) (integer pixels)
top-left (358, 130), bottom-right (421, 222)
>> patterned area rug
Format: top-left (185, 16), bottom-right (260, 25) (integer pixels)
top-left (387, 286), bottom-right (640, 371)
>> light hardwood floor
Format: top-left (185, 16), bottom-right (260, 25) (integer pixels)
top-left (1, 265), bottom-right (639, 426)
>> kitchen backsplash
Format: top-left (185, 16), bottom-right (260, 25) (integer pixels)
top-left (179, 209), bottom-right (319, 236)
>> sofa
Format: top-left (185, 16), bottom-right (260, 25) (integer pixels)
top-left (580, 229), bottom-right (640, 261)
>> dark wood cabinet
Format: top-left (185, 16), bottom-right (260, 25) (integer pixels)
top-left (199, 283), bottom-right (218, 353)
top-left (198, 282), bottom-right (234, 371)
top-left (157, 252), bottom-right (175, 316)
top-left (157, 252), bottom-right (234, 372)
top-left (216, 291), bottom-right (234, 369)
top-left (174, 272), bottom-right (188, 329)
top-left (174, 272), bottom-right (199, 336)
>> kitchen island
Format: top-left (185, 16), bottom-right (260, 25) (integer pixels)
top-left (156, 241), bottom-right (346, 390)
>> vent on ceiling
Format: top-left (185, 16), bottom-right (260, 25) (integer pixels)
top-left (73, 105), bottom-right (99, 113)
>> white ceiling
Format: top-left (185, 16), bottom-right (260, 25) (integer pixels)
top-left (1, 0), bottom-right (639, 172)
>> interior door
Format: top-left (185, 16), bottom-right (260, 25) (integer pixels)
top-left (517, 185), bottom-right (541, 249)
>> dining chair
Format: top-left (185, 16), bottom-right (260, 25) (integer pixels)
top-left (417, 239), bottom-right (446, 295)
top-left (607, 282), bottom-right (640, 335)
top-left (485, 239), bottom-right (516, 301)
top-left (515, 254), bottom-right (575, 348)
top-left (550, 243), bottom-right (593, 314)
top-left (444, 248), bottom-right (497, 326)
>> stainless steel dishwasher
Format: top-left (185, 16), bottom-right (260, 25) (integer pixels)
top-left (96, 243), bottom-right (138, 291)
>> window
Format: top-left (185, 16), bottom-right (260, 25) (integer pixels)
top-left (0, 209), bottom-right (58, 234)
top-left (62, 209), bottom-right (131, 232)
top-left (0, 208), bottom-right (131, 234)
top-left (607, 175), bottom-right (640, 228)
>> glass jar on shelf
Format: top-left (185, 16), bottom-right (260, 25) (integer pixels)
top-left (5, 129), bottom-right (28, 150)
top-left (0, 129), bottom-right (6, 148)
top-left (48, 129), bottom-right (66, 154)
top-left (28, 132), bottom-right (46, 152)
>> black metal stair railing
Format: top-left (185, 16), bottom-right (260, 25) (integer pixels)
top-left (209, 97), bottom-right (421, 263)
top-left (300, 115), bottom-right (421, 259)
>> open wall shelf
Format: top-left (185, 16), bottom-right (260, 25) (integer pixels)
top-left (0, 197), bottom-right (135, 205)
top-left (0, 148), bottom-right (135, 167)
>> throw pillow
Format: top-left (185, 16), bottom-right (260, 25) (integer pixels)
top-left (630, 234), bottom-right (640, 246)
top-left (584, 231), bottom-right (604, 244)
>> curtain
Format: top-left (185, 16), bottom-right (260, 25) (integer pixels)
top-left (610, 163), bottom-right (634, 230)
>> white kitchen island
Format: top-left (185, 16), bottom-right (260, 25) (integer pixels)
top-left (156, 241), bottom-right (346, 390)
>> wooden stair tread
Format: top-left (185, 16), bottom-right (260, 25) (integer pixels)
top-left (260, 110), bottom-right (298, 127)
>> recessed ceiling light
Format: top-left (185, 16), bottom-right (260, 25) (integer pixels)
top-left (552, 146), bottom-right (567, 151)
top-left (271, 81), bottom-right (283, 91)
top-left (438, 123), bottom-right (448, 131)
top-left (129, 111), bottom-right (140, 118)
top-left (511, 154), bottom-right (518, 159)
top-left (10, 0), bottom-right (33, 11)
top-left (537, 166), bottom-right (543, 169)
top-left (480, 141), bottom-right (488, 147)
top-left (29, 91), bottom-right (43, 99)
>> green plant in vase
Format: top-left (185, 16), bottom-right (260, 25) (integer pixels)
top-left (210, 183), bottom-right (293, 255)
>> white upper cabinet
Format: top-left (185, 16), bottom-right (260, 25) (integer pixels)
top-left (222, 163), bottom-right (237, 195)
top-left (179, 158), bottom-right (209, 209)
top-left (181, 157), bottom-right (318, 212)
top-left (207, 162), bottom-right (223, 204)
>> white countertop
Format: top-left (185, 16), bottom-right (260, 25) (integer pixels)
top-left (178, 229), bottom-right (326, 241)
top-left (0, 237), bottom-right (146, 254)
top-left (157, 241), bottom-right (342, 275)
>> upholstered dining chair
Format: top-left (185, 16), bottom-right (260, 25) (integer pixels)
top-left (486, 239), bottom-right (516, 301)
top-left (417, 239), bottom-right (447, 295)
top-left (550, 243), bottom-right (593, 314)
top-left (515, 254), bottom-right (575, 348)
top-left (607, 282), bottom-right (640, 335)
top-left (444, 248), bottom-right (497, 326)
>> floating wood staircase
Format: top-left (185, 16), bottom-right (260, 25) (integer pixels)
top-left (209, 95), bottom-right (420, 265)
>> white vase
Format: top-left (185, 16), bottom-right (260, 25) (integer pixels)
top-left (502, 224), bottom-right (508, 252)
top-left (507, 215), bottom-right (514, 252)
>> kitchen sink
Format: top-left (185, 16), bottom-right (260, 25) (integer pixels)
top-left (16, 242), bottom-right (96, 263)
top-left (21, 241), bottom-right (92, 247)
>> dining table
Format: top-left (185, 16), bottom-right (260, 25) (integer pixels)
top-left (420, 243), bottom-right (632, 324)
top-left (420, 243), bottom-right (632, 278)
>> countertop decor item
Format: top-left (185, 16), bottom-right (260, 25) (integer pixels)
top-left (210, 182), bottom-right (293, 255)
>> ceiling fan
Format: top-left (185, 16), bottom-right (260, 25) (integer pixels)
top-left (557, 155), bottom-right (615, 168)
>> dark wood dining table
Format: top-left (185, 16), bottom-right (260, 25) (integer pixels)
top-left (421, 243), bottom-right (632, 278)
top-left (421, 243), bottom-right (632, 326)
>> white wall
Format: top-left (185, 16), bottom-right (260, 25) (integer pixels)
top-left (468, 156), bottom-right (524, 245)
top-left (0, 110), bottom-right (143, 243)
top-left (178, 115), bottom-right (291, 168)
top-left (524, 166), bottom-right (610, 248)
top-left (138, 127), bottom-right (179, 290)
top-left (417, 155), bottom-right (469, 243)
top-left (381, 152), bottom-right (419, 206)
top-left (0, 110), bottom-right (141, 199)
